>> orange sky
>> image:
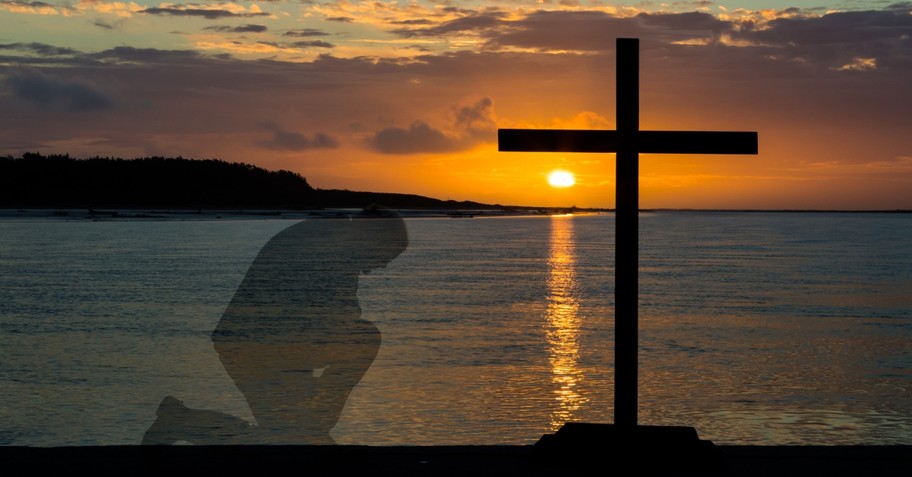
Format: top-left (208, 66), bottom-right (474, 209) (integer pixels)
top-left (1, 2), bottom-right (910, 209)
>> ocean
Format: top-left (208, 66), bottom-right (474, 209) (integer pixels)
top-left (1, 210), bottom-right (909, 446)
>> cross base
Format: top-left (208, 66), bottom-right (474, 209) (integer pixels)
top-left (534, 422), bottom-right (722, 471)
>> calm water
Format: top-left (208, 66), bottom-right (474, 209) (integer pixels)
top-left (1, 211), bottom-right (910, 446)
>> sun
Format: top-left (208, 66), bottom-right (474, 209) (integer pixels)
top-left (547, 170), bottom-right (576, 188)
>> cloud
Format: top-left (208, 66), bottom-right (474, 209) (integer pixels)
top-left (139, 7), bottom-right (268, 20)
top-left (89, 46), bottom-right (204, 64)
top-left (258, 122), bottom-right (338, 151)
top-left (391, 12), bottom-right (507, 38)
top-left (466, 7), bottom-right (912, 74)
top-left (92, 18), bottom-right (123, 30)
top-left (370, 121), bottom-right (455, 154)
top-left (0, 0), bottom-right (61, 15)
top-left (835, 57), bottom-right (878, 71)
top-left (453, 96), bottom-right (496, 140)
top-left (0, 42), bottom-right (242, 67)
top-left (283, 28), bottom-right (330, 37)
top-left (727, 7), bottom-right (912, 69)
top-left (481, 10), bottom-right (747, 52)
top-left (736, 8), bottom-right (912, 47)
top-left (204, 24), bottom-right (268, 33)
top-left (482, 11), bottom-right (644, 52)
top-left (548, 111), bottom-right (612, 130)
top-left (369, 96), bottom-right (497, 154)
top-left (0, 42), bottom-right (79, 57)
top-left (389, 19), bottom-right (434, 26)
top-left (1, 68), bottom-right (113, 112)
top-left (636, 11), bottom-right (729, 32)
top-left (291, 40), bottom-right (334, 49)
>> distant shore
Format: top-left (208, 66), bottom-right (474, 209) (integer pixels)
top-left (0, 207), bottom-right (604, 221)
top-left (1, 207), bottom-right (908, 223)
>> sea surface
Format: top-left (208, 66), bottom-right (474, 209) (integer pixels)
top-left (1, 210), bottom-right (910, 446)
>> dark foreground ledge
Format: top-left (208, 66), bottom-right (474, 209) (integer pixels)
top-left (2, 445), bottom-right (909, 476)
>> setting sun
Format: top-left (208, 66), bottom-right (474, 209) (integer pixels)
top-left (547, 170), bottom-right (576, 188)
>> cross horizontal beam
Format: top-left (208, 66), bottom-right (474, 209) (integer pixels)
top-left (498, 129), bottom-right (758, 155)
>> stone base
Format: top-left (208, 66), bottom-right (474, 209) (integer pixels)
top-left (534, 422), bottom-right (723, 471)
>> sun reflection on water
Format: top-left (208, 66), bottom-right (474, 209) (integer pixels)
top-left (545, 215), bottom-right (588, 429)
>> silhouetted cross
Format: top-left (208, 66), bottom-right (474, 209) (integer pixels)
top-left (499, 38), bottom-right (758, 428)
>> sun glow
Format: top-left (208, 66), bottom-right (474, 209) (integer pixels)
top-left (547, 170), bottom-right (576, 188)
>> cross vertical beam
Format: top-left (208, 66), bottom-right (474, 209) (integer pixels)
top-left (615, 38), bottom-right (638, 429)
top-left (497, 37), bottom-right (757, 433)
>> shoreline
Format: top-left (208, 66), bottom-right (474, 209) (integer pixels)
top-left (1, 207), bottom-right (909, 222)
top-left (0, 207), bottom-right (602, 221)
top-left (2, 444), bottom-right (909, 476)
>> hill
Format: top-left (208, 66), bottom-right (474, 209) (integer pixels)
top-left (0, 153), bottom-right (501, 211)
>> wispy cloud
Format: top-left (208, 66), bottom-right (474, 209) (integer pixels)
top-left (283, 28), bottom-right (330, 38)
top-left (139, 3), bottom-right (270, 20)
top-left (204, 24), bottom-right (268, 33)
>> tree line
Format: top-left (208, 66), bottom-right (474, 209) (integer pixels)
top-left (0, 153), bottom-right (497, 210)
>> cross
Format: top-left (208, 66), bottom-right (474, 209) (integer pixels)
top-left (499, 38), bottom-right (758, 429)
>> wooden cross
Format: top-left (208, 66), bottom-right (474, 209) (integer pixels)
top-left (499, 38), bottom-right (758, 429)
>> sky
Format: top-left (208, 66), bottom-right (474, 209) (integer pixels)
top-left (1, 1), bottom-right (910, 210)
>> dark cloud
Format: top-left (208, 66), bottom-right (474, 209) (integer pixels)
top-left (454, 96), bottom-right (496, 140)
top-left (441, 6), bottom-right (476, 15)
top-left (739, 8), bottom-right (912, 47)
top-left (391, 12), bottom-right (507, 38)
top-left (139, 7), bottom-right (234, 19)
top-left (0, 42), bottom-right (78, 57)
top-left (0, 43), bottom-right (248, 71)
top-left (665, 0), bottom-right (714, 9)
top-left (636, 11), bottom-right (728, 32)
top-left (728, 7), bottom-right (912, 69)
top-left (292, 40), bottom-right (334, 49)
top-left (2, 0), bottom-right (50, 5)
top-left (0, 44), bottom-right (216, 68)
top-left (258, 122), bottom-right (338, 151)
top-left (92, 20), bottom-right (113, 30)
top-left (88, 46), bottom-right (204, 65)
top-left (326, 16), bottom-right (354, 23)
top-left (389, 19), bottom-right (434, 26)
top-left (1, 68), bottom-right (113, 112)
top-left (139, 7), bottom-right (268, 20)
top-left (482, 11), bottom-right (645, 52)
top-left (370, 121), bottom-right (455, 154)
top-left (283, 28), bottom-right (330, 37)
top-left (92, 18), bottom-right (127, 30)
top-left (0, 0), bottom-right (54, 9)
top-left (477, 7), bottom-right (912, 73)
top-left (205, 24), bottom-right (268, 33)
top-left (369, 96), bottom-right (497, 154)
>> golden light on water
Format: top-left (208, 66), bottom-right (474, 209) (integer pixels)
top-left (544, 215), bottom-right (588, 429)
